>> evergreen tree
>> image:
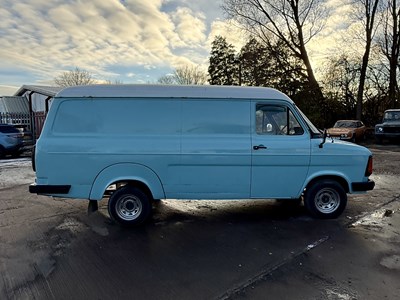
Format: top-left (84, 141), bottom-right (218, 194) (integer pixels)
top-left (267, 39), bottom-right (307, 97)
top-left (238, 37), bottom-right (306, 96)
top-left (239, 38), bottom-right (270, 86)
top-left (208, 36), bottom-right (239, 85)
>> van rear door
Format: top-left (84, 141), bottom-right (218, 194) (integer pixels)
top-left (250, 102), bottom-right (311, 199)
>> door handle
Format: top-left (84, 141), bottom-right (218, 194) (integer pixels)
top-left (253, 145), bottom-right (267, 150)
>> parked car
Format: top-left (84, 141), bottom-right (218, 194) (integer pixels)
top-left (0, 124), bottom-right (24, 159)
top-left (375, 109), bottom-right (400, 143)
top-left (327, 120), bottom-right (366, 142)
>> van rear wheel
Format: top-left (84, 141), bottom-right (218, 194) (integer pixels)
top-left (108, 186), bottom-right (151, 226)
top-left (304, 180), bottom-right (347, 219)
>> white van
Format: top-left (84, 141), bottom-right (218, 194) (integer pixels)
top-left (30, 85), bottom-right (374, 226)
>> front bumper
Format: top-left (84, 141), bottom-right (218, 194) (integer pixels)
top-left (29, 184), bottom-right (71, 194)
top-left (352, 180), bottom-right (375, 192)
top-left (4, 142), bottom-right (23, 154)
top-left (375, 132), bottom-right (400, 138)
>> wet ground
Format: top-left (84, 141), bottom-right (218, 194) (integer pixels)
top-left (0, 143), bottom-right (399, 299)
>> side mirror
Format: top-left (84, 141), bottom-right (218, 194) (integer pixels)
top-left (319, 129), bottom-right (327, 148)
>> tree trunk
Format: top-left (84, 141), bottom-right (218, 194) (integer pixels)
top-left (356, 0), bottom-right (380, 120)
top-left (356, 49), bottom-right (370, 120)
top-left (389, 0), bottom-right (399, 108)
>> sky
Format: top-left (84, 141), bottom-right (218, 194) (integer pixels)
top-left (0, 0), bottom-right (353, 96)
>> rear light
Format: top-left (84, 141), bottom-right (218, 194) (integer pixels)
top-left (365, 156), bottom-right (373, 176)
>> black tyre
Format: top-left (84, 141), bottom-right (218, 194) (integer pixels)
top-left (108, 186), bottom-right (152, 226)
top-left (304, 180), bottom-right (347, 219)
top-left (31, 145), bottom-right (36, 171)
top-left (11, 151), bottom-right (21, 158)
top-left (0, 146), bottom-right (5, 159)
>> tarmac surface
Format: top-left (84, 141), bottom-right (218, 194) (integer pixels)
top-left (0, 144), bottom-right (399, 299)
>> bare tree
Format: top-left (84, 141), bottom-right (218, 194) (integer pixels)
top-left (158, 65), bottom-right (208, 85)
top-left (54, 67), bottom-right (95, 87)
top-left (174, 65), bottom-right (208, 85)
top-left (322, 54), bottom-right (360, 114)
top-left (379, 0), bottom-right (400, 108)
top-left (353, 0), bottom-right (381, 120)
top-left (223, 0), bottom-right (327, 97)
top-left (157, 75), bottom-right (177, 85)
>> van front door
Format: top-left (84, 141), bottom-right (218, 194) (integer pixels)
top-left (251, 102), bottom-right (311, 199)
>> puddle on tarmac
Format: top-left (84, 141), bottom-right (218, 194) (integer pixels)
top-left (350, 209), bottom-right (397, 229)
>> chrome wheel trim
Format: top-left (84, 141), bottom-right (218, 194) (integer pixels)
top-left (314, 187), bottom-right (340, 214)
top-left (116, 194), bottom-right (143, 221)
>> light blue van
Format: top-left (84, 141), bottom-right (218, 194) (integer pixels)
top-left (29, 85), bottom-right (374, 226)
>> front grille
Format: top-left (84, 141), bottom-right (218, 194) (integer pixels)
top-left (384, 126), bottom-right (400, 133)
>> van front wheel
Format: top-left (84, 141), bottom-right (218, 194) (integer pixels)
top-left (304, 180), bottom-right (347, 219)
top-left (108, 186), bottom-right (151, 226)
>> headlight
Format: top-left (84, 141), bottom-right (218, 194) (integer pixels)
top-left (376, 127), bottom-right (383, 133)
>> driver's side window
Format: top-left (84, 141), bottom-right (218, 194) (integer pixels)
top-left (256, 105), bottom-right (304, 136)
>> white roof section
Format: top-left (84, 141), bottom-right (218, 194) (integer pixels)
top-left (56, 84), bottom-right (293, 102)
top-left (14, 85), bottom-right (63, 97)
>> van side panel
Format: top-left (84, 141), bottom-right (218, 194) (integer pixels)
top-left (35, 98), bottom-right (180, 200)
top-left (169, 99), bottom-right (251, 199)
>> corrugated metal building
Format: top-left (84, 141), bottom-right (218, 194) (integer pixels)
top-left (1, 85), bottom-right (63, 140)
top-left (0, 96), bottom-right (30, 113)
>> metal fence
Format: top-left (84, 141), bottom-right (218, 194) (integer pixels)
top-left (32, 112), bottom-right (46, 139)
top-left (0, 112), bottom-right (46, 142)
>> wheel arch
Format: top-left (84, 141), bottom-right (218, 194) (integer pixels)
top-left (304, 174), bottom-right (350, 194)
top-left (89, 163), bottom-right (165, 200)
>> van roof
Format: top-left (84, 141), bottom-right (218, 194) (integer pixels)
top-left (56, 84), bottom-right (293, 102)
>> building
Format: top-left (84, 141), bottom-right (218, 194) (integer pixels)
top-left (0, 85), bottom-right (62, 141)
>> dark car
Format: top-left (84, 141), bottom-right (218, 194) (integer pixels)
top-left (375, 109), bottom-right (400, 143)
top-left (0, 124), bottom-right (24, 158)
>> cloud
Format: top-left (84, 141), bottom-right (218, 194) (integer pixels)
top-left (0, 85), bottom-right (19, 96)
top-left (307, 0), bottom-right (362, 70)
top-left (0, 0), bottom-right (373, 89)
top-left (0, 0), bottom-right (217, 85)
top-left (171, 7), bottom-right (207, 47)
top-left (207, 19), bottom-right (247, 51)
